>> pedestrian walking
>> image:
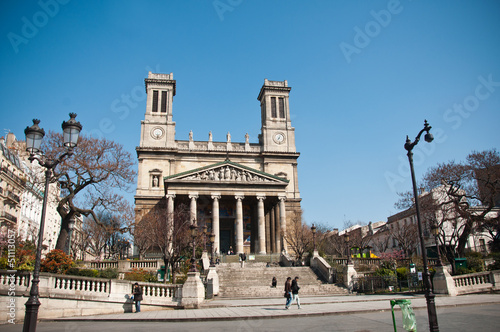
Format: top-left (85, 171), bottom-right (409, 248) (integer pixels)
top-left (291, 276), bottom-right (301, 309)
top-left (132, 282), bottom-right (143, 313)
top-left (284, 277), bottom-right (292, 309)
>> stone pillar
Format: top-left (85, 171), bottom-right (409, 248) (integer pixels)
top-left (235, 195), bottom-right (244, 254)
top-left (257, 195), bottom-right (266, 254)
top-left (279, 196), bottom-right (287, 253)
top-left (206, 266), bottom-right (219, 296)
top-left (189, 194), bottom-right (198, 224)
top-left (433, 265), bottom-right (457, 296)
top-left (274, 203), bottom-right (281, 253)
top-left (166, 194), bottom-right (175, 251)
top-left (181, 271), bottom-right (205, 309)
top-left (343, 263), bottom-right (357, 293)
top-left (270, 206), bottom-right (275, 253)
top-left (211, 194), bottom-right (221, 255)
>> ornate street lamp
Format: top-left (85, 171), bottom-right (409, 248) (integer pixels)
top-left (189, 222), bottom-right (198, 272)
top-left (311, 224), bottom-right (317, 251)
top-left (404, 120), bottom-right (439, 332)
top-left (345, 233), bottom-right (351, 265)
top-left (209, 232), bottom-right (215, 267)
top-left (431, 223), bottom-right (443, 267)
top-left (202, 224), bottom-right (208, 252)
top-left (23, 113), bottom-right (82, 332)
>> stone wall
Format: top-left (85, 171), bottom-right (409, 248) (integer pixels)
top-left (0, 270), bottom-right (182, 323)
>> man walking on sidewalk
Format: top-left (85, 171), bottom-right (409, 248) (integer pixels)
top-left (291, 276), bottom-right (301, 309)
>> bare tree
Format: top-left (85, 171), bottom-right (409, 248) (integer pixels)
top-left (390, 221), bottom-right (419, 258)
top-left (370, 226), bottom-right (392, 254)
top-left (40, 132), bottom-right (136, 251)
top-left (423, 149), bottom-right (500, 257)
top-left (137, 201), bottom-right (193, 283)
top-left (396, 149), bottom-right (500, 264)
top-left (284, 210), bottom-right (313, 263)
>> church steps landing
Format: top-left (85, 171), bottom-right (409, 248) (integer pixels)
top-left (215, 263), bottom-right (348, 298)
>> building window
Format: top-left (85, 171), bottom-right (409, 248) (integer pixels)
top-left (279, 97), bottom-right (285, 118)
top-left (161, 91), bottom-right (167, 113)
top-left (152, 90), bottom-right (158, 112)
top-left (479, 239), bottom-right (486, 252)
top-left (271, 97), bottom-right (277, 118)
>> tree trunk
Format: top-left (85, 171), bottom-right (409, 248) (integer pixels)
top-left (55, 217), bottom-right (70, 251)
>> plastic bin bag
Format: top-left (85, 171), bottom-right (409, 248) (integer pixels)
top-left (390, 299), bottom-right (417, 332)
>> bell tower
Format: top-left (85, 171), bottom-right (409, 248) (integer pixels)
top-left (139, 72), bottom-right (177, 148)
top-left (257, 79), bottom-right (296, 152)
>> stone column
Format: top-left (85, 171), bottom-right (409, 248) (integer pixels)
top-left (166, 194), bottom-right (175, 252)
top-left (257, 195), bottom-right (266, 254)
top-left (270, 206), bottom-right (275, 253)
top-left (274, 203), bottom-right (281, 253)
top-left (211, 194), bottom-right (221, 255)
top-left (235, 195), bottom-right (244, 254)
top-left (279, 196), bottom-right (287, 253)
top-left (189, 194), bottom-right (198, 224)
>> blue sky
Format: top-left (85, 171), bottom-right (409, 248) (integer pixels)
top-left (1, 0), bottom-right (499, 230)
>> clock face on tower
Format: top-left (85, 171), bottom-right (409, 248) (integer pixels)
top-left (151, 128), bottom-right (164, 140)
top-left (273, 132), bottom-right (285, 144)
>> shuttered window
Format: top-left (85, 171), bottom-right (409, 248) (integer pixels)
top-left (152, 90), bottom-right (158, 112)
top-left (271, 97), bottom-right (277, 118)
top-left (161, 91), bottom-right (167, 113)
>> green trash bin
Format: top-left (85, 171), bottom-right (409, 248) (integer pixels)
top-left (157, 265), bottom-right (166, 282)
top-left (455, 258), bottom-right (467, 270)
top-left (391, 299), bottom-right (417, 332)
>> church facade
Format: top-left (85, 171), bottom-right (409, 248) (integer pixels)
top-left (135, 72), bottom-right (301, 255)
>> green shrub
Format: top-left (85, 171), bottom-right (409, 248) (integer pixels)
top-left (465, 252), bottom-right (484, 273)
top-left (66, 268), bottom-right (99, 278)
top-left (98, 268), bottom-right (119, 279)
top-left (373, 267), bottom-right (395, 277)
top-left (396, 267), bottom-right (408, 281)
top-left (487, 252), bottom-right (500, 271)
top-left (455, 266), bottom-right (469, 275)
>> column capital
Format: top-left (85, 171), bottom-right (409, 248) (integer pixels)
top-left (235, 194), bottom-right (244, 201)
top-left (166, 193), bottom-right (176, 199)
top-left (256, 195), bottom-right (266, 201)
top-left (211, 193), bottom-right (221, 200)
top-left (189, 193), bottom-right (199, 200)
top-left (278, 195), bottom-right (287, 202)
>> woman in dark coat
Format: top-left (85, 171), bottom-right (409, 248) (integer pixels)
top-left (132, 282), bottom-right (143, 313)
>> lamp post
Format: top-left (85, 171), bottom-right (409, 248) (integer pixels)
top-left (66, 216), bottom-right (75, 257)
top-left (404, 119), bottom-right (439, 332)
top-left (202, 224), bottom-right (208, 252)
top-left (209, 232), bottom-right (215, 267)
top-left (311, 224), bottom-right (317, 251)
top-left (189, 222), bottom-right (198, 272)
top-left (431, 224), bottom-right (443, 267)
top-left (345, 233), bottom-right (351, 265)
top-left (23, 113), bottom-right (82, 332)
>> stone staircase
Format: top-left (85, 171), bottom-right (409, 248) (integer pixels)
top-left (216, 262), bottom-right (348, 298)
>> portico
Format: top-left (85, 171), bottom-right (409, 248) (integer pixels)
top-left (164, 160), bottom-right (288, 254)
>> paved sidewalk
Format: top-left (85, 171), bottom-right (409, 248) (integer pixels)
top-left (48, 293), bottom-right (500, 322)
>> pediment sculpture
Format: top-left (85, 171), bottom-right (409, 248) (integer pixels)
top-left (178, 165), bottom-right (282, 183)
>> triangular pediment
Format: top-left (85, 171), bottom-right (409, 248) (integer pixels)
top-left (164, 160), bottom-right (289, 185)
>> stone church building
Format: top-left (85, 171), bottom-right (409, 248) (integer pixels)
top-left (135, 72), bottom-right (301, 255)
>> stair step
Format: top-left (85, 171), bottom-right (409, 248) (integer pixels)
top-left (215, 262), bottom-right (348, 298)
